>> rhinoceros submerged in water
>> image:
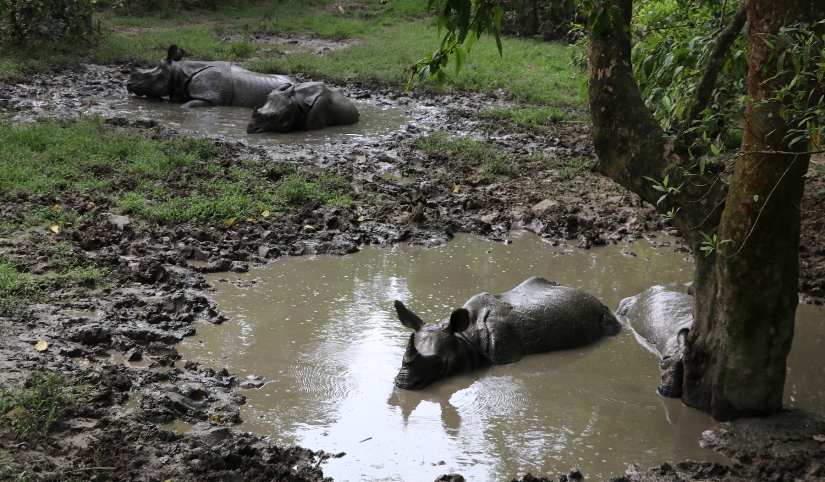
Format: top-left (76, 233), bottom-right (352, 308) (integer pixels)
top-left (393, 277), bottom-right (621, 389)
top-left (616, 285), bottom-right (693, 398)
top-left (127, 45), bottom-right (295, 108)
top-left (246, 82), bottom-right (360, 134)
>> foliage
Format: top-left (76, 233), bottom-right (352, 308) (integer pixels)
top-left (0, 0), bottom-right (96, 42)
top-left (499, 0), bottom-right (578, 42)
top-left (0, 259), bottom-right (40, 321)
top-left (0, 372), bottom-right (89, 439)
top-left (631, 0), bottom-right (748, 141)
top-left (408, 0), bottom-right (514, 89)
top-left (759, 19), bottom-right (825, 152)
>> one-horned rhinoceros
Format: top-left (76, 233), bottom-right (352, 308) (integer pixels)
top-left (393, 277), bottom-right (621, 389)
top-left (127, 45), bottom-right (295, 108)
top-left (246, 82), bottom-right (360, 134)
top-left (616, 285), bottom-right (693, 398)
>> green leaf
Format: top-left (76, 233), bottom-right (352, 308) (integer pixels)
top-left (454, 45), bottom-right (467, 75)
top-left (657, 194), bottom-right (667, 205)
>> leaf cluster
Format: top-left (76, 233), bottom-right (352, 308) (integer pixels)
top-left (760, 20), bottom-right (825, 152)
top-left (0, 0), bottom-right (97, 42)
top-left (632, 0), bottom-right (747, 140)
top-left (408, 0), bottom-right (510, 89)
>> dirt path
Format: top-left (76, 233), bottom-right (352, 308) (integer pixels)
top-left (0, 64), bottom-right (824, 482)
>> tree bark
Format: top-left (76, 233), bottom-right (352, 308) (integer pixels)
top-left (681, 0), bottom-right (819, 421)
top-left (588, 0), bottom-right (822, 420)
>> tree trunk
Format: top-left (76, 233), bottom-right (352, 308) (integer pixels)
top-left (588, 0), bottom-right (821, 420)
top-left (681, 0), bottom-right (817, 421)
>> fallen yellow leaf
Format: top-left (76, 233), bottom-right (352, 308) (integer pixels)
top-left (88, 201), bottom-right (96, 208)
top-left (53, 204), bottom-right (60, 211)
top-left (357, 216), bottom-right (365, 222)
top-left (246, 217), bottom-right (255, 223)
top-left (35, 340), bottom-right (48, 352)
top-left (453, 183), bottom-right (459, 193)
top-left (50, 225), bottom-right (60, 234)
top-left (6, 407), bottom-right (28, 422)
top-left (225, 217), bottom-right (236, 227)
top-left (261, 210), bottom-right (271, 217)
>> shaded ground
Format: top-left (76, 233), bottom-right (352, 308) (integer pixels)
top-left (0, 64), bottom-right (824, 481)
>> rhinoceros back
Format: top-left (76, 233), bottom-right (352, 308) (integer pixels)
top-left (229, 66), bottom-right (295, 108)
top-left (179, 62), bottom-right (234, 106)
top-left (463, 277), bottom-right (619, 365)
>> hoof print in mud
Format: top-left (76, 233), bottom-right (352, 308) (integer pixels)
top-left (393, 276), bottom-right (620, 389)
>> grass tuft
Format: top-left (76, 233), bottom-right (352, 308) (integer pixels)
top-left (0, 372), bottom-right (89, 440)
top-left (418, 131), bottom-right (516, 178)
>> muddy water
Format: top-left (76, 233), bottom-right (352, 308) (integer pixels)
top-left (109, 96), bottom-right (411, 147)
top-left (178, 232), bottom-right (825, 481)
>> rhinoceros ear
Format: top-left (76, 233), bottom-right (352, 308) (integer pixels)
top-left (448, 308), bottom-right (470, 333)
top-left (167, 45), bottom-right (184, 62)
top-left (676, 328), bottom-right (689, 348)
top-left (394, 300), bottom-right (424, 331)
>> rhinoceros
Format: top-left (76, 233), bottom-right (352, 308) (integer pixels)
top-left (126, 45), bottom-right (295, 108)
top-left (393, 277), bottom-right (621, 389)
top-left (616, 285), bottom-right (693, 398)
top-left (246, 81), bottom-right (360, 134)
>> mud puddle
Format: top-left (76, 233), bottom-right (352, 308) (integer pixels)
top-left (98, 95), bottom-right (413, 148)
top-left (177, 232), bottom-right (824, 481)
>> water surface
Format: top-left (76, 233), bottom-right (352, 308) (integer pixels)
top-left (111, 96), bottom-right (411, 147)
top-left (178, 232), bottom-right (825, 481)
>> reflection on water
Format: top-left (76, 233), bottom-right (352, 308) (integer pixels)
top-left (178, 232), bottom-right (825, 481)
top-left (109, 96), bottom-right (411, 147)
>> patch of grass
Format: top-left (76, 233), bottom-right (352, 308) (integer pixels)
top-left (0, 372), bottom-right (89, 440)
top-left (418, 131), bottom-right (516, 178)
top-left (0, 118), bottom-right (353, 227)
top-left (0, 260), bottom-right (40, 321)
top-left (248, 21), bottom-right (583, 106)
top-left (483, 106), bottom-right (568, 128)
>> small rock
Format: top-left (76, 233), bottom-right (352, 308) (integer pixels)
top-left (531, 199), bottom-right (561, 214)
top-left (229, 261), bottom-right (249, 273)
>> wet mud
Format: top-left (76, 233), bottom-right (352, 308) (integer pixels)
top-left (0, 63), bottom-right (824, 482)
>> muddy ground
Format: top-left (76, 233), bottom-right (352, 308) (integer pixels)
top-left (0, 61), bottom-right (824, 482)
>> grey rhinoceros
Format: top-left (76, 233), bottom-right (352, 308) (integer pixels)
top-left (127, 45), bottom-right (295, 108)
top-left (616, 285), bottom-right (693, 398)
top-left (246, 82), bottom-right (360, 134)
top-left (393, 277), bottom-right (621, 389)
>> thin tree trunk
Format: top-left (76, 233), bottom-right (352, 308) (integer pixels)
top-left (681, 0), bottom-right (818, 420)
top-left (588, 0), bottom-right (821, 420)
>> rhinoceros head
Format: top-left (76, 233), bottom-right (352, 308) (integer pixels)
top-left (657, 328), bottom-right (688, 398)
top-left (127, 45), bottom-right (184, 98)
top-left (247, 84), bottom-right (299, 134)
top-left (393, 300), bottom-right (471, 390)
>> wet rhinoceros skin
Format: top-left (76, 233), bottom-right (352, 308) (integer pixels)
top-left (127, 45), bottom-right (295, 109)
top-left (393, 276), bottom-right (621, 390)
top-left (616, 285), bottom-right (693, 398)
top-left (246, 81), bottom-right (360, 134)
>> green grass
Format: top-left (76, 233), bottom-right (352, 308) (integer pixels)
top-left (0, 0), bottom-right (583, 107)
top-left (0, 117), bottom-right (353, 227)
top-left (418, 131), bottom-right (517, 178)
top-left (0, 372), bottom-right (89, 440)
top-left (249, 21), bottom-right (582, 106)
top-left (483, 106), bottom-right (569, 128)
top-left (0, 260), bottom-right (40, 321)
